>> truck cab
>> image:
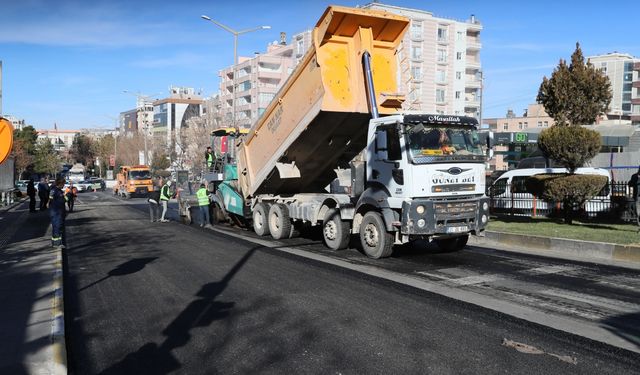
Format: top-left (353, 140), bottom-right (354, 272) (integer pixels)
top-left (357, 114), bottom-right (490, 252)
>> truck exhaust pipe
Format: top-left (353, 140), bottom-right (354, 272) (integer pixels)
top-left (362, 51), bottom-right (379, 119)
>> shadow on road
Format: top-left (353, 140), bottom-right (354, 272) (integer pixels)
top-left (601, 311), bottom-right (640, 350)
top-left (78, 257), bottom-right (158, 292)
top-left (100, 245), bottom-right (261, 374)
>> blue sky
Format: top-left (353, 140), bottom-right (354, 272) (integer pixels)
top-left (1, 0), bottom-right (638, 129)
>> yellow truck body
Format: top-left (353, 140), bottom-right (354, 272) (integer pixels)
top-left (115, 165), bottom-right (153, 197)
top-left (237, 6), bottom-right (409, 198)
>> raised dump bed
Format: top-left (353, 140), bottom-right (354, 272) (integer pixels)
top-left (237, 6), bottom-right (409, 198)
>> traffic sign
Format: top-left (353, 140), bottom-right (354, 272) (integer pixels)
top-left (0, 118), bottom-right (14, 165)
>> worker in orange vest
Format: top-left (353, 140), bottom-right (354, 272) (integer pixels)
top-left (65, 182), bottom-right (79, 212)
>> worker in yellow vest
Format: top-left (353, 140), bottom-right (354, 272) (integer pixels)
top-left (196, 183), bottom-right (212, 228)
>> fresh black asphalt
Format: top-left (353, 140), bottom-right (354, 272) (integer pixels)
top-left (63, 192), bottom-right (640, 374)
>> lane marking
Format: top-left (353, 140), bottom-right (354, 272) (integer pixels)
top-left (416, 271), bottom-right (502, 286)
top-left (522, 265), bottom-right (581, 275)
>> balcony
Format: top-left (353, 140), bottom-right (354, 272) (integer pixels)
top-left (632, 98), bottom-right (640, 105)
top-left (633, 81), bottom-right (640, 88)
top-left (466, 39), bottom-right (482, 51)
top-left (631, 114), bottom-right (640, 123)
top-left (465, 78), bottom-right (481, 88)
top-left (466, 59), bottom-right (481, 69)
top-left (634, 62), bottom-right (640, 71)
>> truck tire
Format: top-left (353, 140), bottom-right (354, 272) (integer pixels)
top-left (323, 208), bottom-right (350, 250)
top-left (359, 211), bottom-right (394, 259)
top-left (435, 235), bottom-right (468, 253)
top-left (268, 203), bottom-right (292, 240)
top-left (253, 203), bottom-right (270, 236)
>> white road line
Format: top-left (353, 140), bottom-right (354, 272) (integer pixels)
top-left (522, 265), bottom-right (581, 275)
top-left (540, 288), bottom-right (640, 314)
top-left (416, 270), bottom-right (501, 286)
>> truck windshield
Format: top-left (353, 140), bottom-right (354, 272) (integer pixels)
top-left (405, 124), bottom-right (484, 163)
top-left (129, 170), bottom-right (151, 180)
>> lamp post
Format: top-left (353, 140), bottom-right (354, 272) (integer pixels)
top-left (200, 15), bottom-right (270, 132)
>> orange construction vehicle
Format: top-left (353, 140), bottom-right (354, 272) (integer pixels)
top-left (114, 165), bottom-right (153, 198)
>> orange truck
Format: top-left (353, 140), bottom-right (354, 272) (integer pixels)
top-left (114, 165), bottom-right (153, 198)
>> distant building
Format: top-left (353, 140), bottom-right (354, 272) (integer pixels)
top-left (37, 128), bottom-right (80, 151)
top-left (152, 86), bottom-right (204, 145)
top-left (3, 115), bottom-right (28, 131)
top-left (587, 52), bottom-right (640, 124)
top-left (484, 104), bottom-right (555, 171)
top-left (218, 30), bottom-right (312, 129)
top-left (120, 108), bottom-right (138, 134)
top-left (363, 2), bottom-right (483, 119)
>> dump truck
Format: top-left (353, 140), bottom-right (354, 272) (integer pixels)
top-left (67, 163), bottom-right (86, 183)
top-left (114, 165), bottom-right (153, 198)
top-left (211, 6), bottom-right (491, 258)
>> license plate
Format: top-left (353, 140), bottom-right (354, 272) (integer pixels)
top-left (446, 226), bottom-right (467, 233)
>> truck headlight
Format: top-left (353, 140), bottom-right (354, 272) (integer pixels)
top-left (481, 214), bottom-right (488, 224)
top-left (416, 205), bottom-right (425, 214)
top-left (482, 202), bottom-right (489, 211)
top-left (417, 219), bottom-right (426, 228)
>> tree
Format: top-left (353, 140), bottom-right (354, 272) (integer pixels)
top-left (151, 150), bottom-right (171, 177)
top-left (534, 43), bottom-right (612, 223)
top-left (537, 42), bottom-right (612, 126)
top-left (70, 133), bottom-right (95, 165)
top-left (33, 139), bottom-right (62, 176)
top-left (93, 134), bottom-right (116, 177)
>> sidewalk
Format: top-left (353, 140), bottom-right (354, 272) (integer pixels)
top-left (0, 200), bottom-right (66, 374)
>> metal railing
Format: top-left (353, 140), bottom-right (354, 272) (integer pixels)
top-left (487, 181), bottom-right (636, 221)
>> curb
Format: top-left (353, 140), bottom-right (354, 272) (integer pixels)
top-left (51, 247), bottom-right (67, 374)
top-left (470, 231), bottom-right (640, 266)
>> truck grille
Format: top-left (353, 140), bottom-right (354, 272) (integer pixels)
top-left (434, 202), bottom-right (477, 215)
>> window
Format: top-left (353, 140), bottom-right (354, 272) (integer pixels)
top-left (412, 46), bottom-right (422, 59)
top-left (259, 92), bottom-right (274, 104)
top-left (624, 73), bottom-right (633, 81)
top-left (437, 26), bottom-right (448, 42)
top-left (455, 91), bottom-right (461, 99)
top-left (411, 66), bottom-right (422, 80)
top-left (457, 31), bottom-right (464, 41)
top-left (436, 70), bottom-right (446, 82)
top-left (436, 89), bottom-right (446, 103)
top-left (411, 21), bottom-right (422, 38)
top-left (296, 39), bottom-right (305, 55)
top-left (524, 122), bottom-right (528, 128)
top-left (503, 123), bottom-right (508, 130)
top-left (624, 83), bottom-right (632, 92)
top-left (600, 62), bottom-right (607, 73)
top-left (456, 52), bottom-right (463, 60)
top-left (518, 122), bottom-right (523, 129)
top-left (543, 121), bottom-right (549, 127)
top-left (437, 49), bottom-right (447, 63)
top-left (456, 71), bottom-right (462, 80)
top-left (537, 121), bottom-right (542, 127)
top-left (623, 93), bottom-right (632, 101)
top-left (622, 103), bottom-right (631, 111)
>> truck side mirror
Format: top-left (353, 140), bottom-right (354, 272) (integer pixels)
top-left (375, 130), bottom-right (388, 160)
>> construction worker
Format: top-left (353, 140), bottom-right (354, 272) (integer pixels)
top-left (65, 181), bottom-right (78, 212)
top-left (159, 179), bottom-right (172, 222)
top-left (196, 183), bottom-right (211, 228)
top-left (49, 177), bottom-right (67, 248)
top-left (205, 146), bottom-right (214, 171)
top-left (38, 177), bottom-right (50, 210)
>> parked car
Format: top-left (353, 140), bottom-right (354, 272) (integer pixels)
top-left (89, 177), bottom-right (106, 191)
top-left (14, 180), bottom-right (30, 197)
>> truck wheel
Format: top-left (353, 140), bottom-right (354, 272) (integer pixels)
top-left (268, 203), bottom-right (292, 240)
top-left (253, 203), bottom-right (270, 236)
top-left (359, 211), bottom-right (394, 259)
top-left (323, 208), bottom-right (350, 250)
top-left (435, 235), bottom-right (469, 253)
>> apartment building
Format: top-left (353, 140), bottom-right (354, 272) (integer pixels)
top-left (588, 53), bottom-right (640, 124)
top-left (218, 30), bottom-right (312, 129)
top-left (152, 86), bottom-right (204, 145)
top-left (484, 104), bottom-right (555, 171)
top-left (37, 128), bottom-right (80, 152)
top-left (363, 3), bottom-right (483, 120)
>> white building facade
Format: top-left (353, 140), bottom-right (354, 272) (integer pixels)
top-left (363, 3), bottom-right (483, 120)
top-left (588, 52), bottom-right (640, 123)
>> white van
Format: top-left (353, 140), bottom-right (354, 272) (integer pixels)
top-left (489, 167), bottom-right (612, 215)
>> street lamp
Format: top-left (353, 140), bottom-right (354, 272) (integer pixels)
top-left (200, 15), bottom-right (270, 131)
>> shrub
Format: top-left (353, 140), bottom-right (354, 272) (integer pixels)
top-left (526, 173), bottom-right (608, 223)
top-left (537, 126), bottom-right (600, 173)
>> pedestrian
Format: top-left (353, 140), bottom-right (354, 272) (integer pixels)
top-left (65, 182), bottom-right (78, 212)
top-left (205, 146), bottom-right (214, 172)
top-left (147, 186), bottom-right (161, 222)
top-left (159, 179), bottom-right (172, 222)
top-left (27, 179), bottom-right (37, 212)
top-left (196, 183), bottom-right (212, 228)
top-left (49, 177), bottom-right (67, 248)
top-left (37, 177), bottom-right (50, 210)
top-left (628, 167), bottom-right (640, 231)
